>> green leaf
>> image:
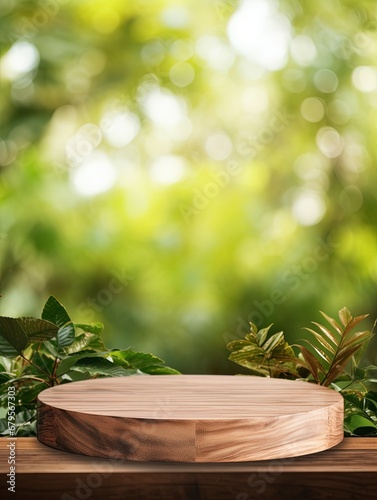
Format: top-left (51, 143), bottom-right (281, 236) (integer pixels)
top-left (344, 414), bottom-right (377, 434)
top-left (62, 332), bottom-right (106, 355)
top-left (352, 338), bottom-right (371, 370)
top-left (256, 325), bottom-right (272, 346)
top-left (0, 372), bottom-right (13, 384)
top-left (57, 324), bottom-right (75, 348)
top-left (42, 295), bottom-right (71, 326)
top-left (20, 382), bottom-right (48, 403)
top-left (41, 296), bottom-right (75, 348)
top-left (226, 339), bottom-right (251, 351)
top-left (0, 317), bottom-right (29, 357)
top-left (138, 365), bottom-right (179, 375)
top-left (263, 331), bottom-right (284, 352)
top-left (70, 357), bottom-right (139, 377)
top-left (55, 354), bottom-right (83, 377)
top-left (110, 350), bottom-right (180, 375)
top-left (228, 322), bottom-right (301, 378)
top-left (56, 350), bottom-right (120, 377)
top-left (74, 323), bottom-right (104, 335)
top-left (14, 407), bottom-right (36, 432)
top-left (17, 317), bottom-right (58, 342)
top-left (42, 341), bottom-right (61, 358)
top-left (0, 419), bottom-right (7, 434)
top-left (352, 367), bottom-right (366, 381)
top-left (365, 392), bottom-right (377, 411)
top-left (229, 345), bottom-right (265, 361)
top-left (249, 323), bottom-right (258, 336)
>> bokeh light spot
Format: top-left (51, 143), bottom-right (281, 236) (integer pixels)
top-left (161, 6), bottom-right (189, 28)
top-left (316, 127), bottom-right (343, 158)
top-left (301, 97), bottom-right (325, 122)
top-left (290, 35), bottom-right (317, 66)
top-left (142, 89), bottom-right (187, 127)
top-left (352, 66), bottom-right (377, 92)
top-left (242, 87), bottom-right (269, 114)
top-left (71, 151), bottom-right (117, 196)
top-left (314, 69), bottom-right (339, 93)
top-left (195, 35), bottom-right (234, 71)
top-left (169, 62), bottom-right (195, 87)
top-left (205, 132), bottom-right (233, 161)
top-left (170, 39), bottom-right (194, 61)
top-left (149, 155), bottom-right (188, 185)
top-left (1, 41), bottom-right (39, 80)
top-left (227, 0), bottom-right (291, 71)
top-left (292, 191), bottom-right (326, 226)
top-left (101, 111), bottom-right (140, 148)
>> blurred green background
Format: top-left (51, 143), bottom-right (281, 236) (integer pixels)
top-left (1, 0), bottom-right (377, 374)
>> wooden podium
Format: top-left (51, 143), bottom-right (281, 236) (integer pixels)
top-left (37, 375), bottom-right (343, 462)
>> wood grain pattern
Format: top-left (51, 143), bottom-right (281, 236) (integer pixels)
top-left (37, 375), bottom-right (344, 462)
top-left (1, 438), bottom-right (377, 500)
top-left (1, 437), bottom-right (376, 473)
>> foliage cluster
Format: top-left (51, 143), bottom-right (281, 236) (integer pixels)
top-left (0, 296), bottom-right (179, 436)
top-left (227, 307), bottom-right (377, 436)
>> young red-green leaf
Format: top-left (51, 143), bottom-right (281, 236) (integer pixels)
top-left (298, 346), bottom-right (325, 383)
top-left (342, 330), bottom-right (371, 350)
top-left (338, 307), bottom-right (353, 327)
top-left (343, 314), bottom-right (369, 338)
top-left (320, 311), bottom-right (342, 335)
top-left (302, 340), bottom-right (332, 365)
top-left (324, 345), bottom-right (363, 386)
top-left (304, 327), bottom-right (336, 354)
top-left (311, 322), bottom-right (338, 346)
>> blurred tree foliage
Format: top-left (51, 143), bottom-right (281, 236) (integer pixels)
top-left (1, 0), bottom-right (377, 374)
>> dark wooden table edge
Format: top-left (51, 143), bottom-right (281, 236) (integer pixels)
top-left (1, 438), bottom-right (376, 499)
top-left (1, 437), bottom-right (377, 472)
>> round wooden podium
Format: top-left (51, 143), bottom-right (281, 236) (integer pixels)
top-left (37, 375), bottom-right (344, 462)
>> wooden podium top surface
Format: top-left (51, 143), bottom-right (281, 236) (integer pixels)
top-left (38, 374), bottom-right (342, 419)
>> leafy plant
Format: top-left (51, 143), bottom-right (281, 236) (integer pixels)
top-left (227, 307), bottom-right (377, 436)
top-left (227, 323), bottom-right (304, 379)
top-left (0, 296), bottom-right (179, 436)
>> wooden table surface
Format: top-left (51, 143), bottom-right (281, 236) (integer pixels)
top-left (1, 438), bottom-right (376, 499)
top-left (1, 437), bottom-right (376, 473)
top-left (37, 375), bottom-right (344, 462)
